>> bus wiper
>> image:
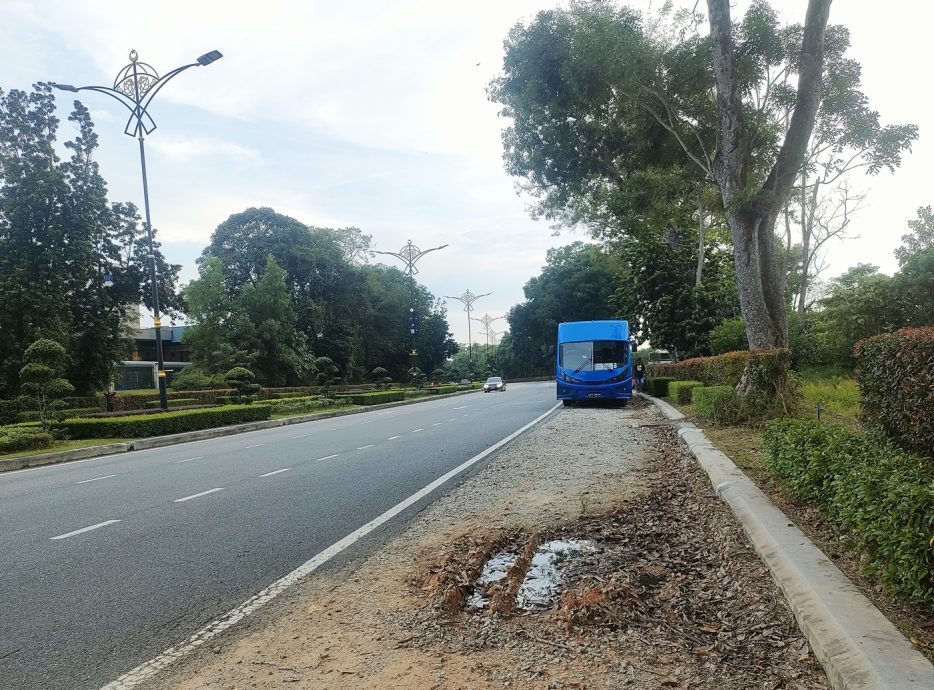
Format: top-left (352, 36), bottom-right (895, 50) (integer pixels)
top-left (573, 360), bottom-right (590, 374)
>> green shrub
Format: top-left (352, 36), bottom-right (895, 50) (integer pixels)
top-left (648, 351), bottom-right (747, 388)
top-left (645, 377), bottom-right (674, 397)
top-left (744, 348), bottom-right (799, 419)
top-left (764, 419), bottom-right (934, 605)
top-left (60, 405), bottom-right (272, 439)
top-left (0, 399), bottom-right (25, 426)
top-left (17, 406), bottom-right (100, 422)
top-left (709, 318), bottom-right (747, 355)
top-left (693, 386), bottom-right (742, 425)
top-left (274, 396), bottom-right (348, 414)
top-left (170, 367), bottom-right (227, 391)
top-left (225, 367), bottom-right (261, 404)
top-left (144, 398), bottom-right (198, 409)
top-left (425, 385), bottom-right (463, 395)
top-left (668, 380), bottom-right (704, 405)
top-left (0, 427), bottom-right (55, 453)
top-left (854, 327), bottom-right (934, 460)
top-left (339, 390), bottom-right (406, 405)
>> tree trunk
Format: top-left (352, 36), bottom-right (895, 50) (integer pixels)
top-left (695, 197), bottom-right (706, 288)
top-left (708, 0), bottom-right (831, 350)
top-left (797, 175), bottom-right (821, 314)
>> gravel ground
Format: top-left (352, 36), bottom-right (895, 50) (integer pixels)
top-left (152, 399), bottom-right (828, 689)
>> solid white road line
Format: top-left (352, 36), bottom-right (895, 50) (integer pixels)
top-left (173, 457), bottom-right (203, 464)
top-left (75, 474), bottom-right (116, 484)
top-left (173, 488), bottom-right (224, 503)
top-left (314, 454), bottom-right (339, 462)
top-left (412, 428), bottom-right (424, 433)
top-left (101, 401), bottom-right (561, 690)
top-left (387, 435), bottom-right (402, 440)
top-left (356, 444), bottom-right (374, 450)
top-left (259, 468), bottom-right (291, 478)
top-left (244, 444), bottom-right (264, 449)
top-left (51, 520), bottom-right (121, 541)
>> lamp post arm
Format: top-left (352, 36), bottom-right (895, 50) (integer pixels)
top-left (138, 62), bottom-right (200, 113)
top-left (410, 243), bottom-right (448, 266)
top-left (58, 85), bottom-right (137, 115)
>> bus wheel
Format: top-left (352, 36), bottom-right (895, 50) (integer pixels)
top-left (616, 399), bottom-right (629, 408)
top-left (562, 399), bottom-right (574, 407)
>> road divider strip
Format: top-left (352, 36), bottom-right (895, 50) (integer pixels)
top-left (101, 401), bottom-right (561, 690)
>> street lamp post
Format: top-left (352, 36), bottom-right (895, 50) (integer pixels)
top-left (54, 49), bottom-right (223, 410)
top-left (470, 313), bottom-right (504, 348)
top-left (372, 240), bottom-right (447, 362)
top-left (444, 290), bottom-right (491, 375)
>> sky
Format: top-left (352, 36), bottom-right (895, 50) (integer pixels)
top-left (1, 0), bottom-right (930, 344)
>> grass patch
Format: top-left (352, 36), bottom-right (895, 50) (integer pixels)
top-left (704, 426), bottom-right (769, 484)
top-left (0, 438), bottom-right (131, 462)
top-left (800, 377), bottom-right (860, 421)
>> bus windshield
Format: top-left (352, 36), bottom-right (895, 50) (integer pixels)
top-left (559, 340), bottom-right (628, 372)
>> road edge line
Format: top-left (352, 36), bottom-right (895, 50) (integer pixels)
top-left (101, 401), bottom-right (562, 689)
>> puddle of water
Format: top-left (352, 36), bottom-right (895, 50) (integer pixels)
top-left (466, 552), bottom-right (517, 608)
top-left (468, 539), bottom-right (597, 610)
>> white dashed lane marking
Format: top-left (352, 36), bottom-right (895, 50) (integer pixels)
top-left (174, 488), bottom-right (224, 503)
top-left (259, 468), bottom-right (291, 478)
top-left (356, 444), bottom-right (374, 450)
top-left (387, 435), bottom-right (401, 440)
top-left (174, 457), bottom-right (203, 464)
top-left (76, 474), bottom-right (116, 484)
top-left (51, 520), bottom-right (121, 541)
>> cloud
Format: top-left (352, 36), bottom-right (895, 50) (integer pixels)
top-left (147, 135), bottom-right (259, 162)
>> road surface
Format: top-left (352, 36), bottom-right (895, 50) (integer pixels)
top-left (0, 383), bottom-right (556, 689)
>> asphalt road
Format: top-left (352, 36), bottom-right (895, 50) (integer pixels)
top-left (0, 383), bottom-right (557, 689)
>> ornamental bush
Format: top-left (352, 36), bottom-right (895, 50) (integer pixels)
top-left (764, 419), bottom-right (934, 606)
top-left (648, 351), bottom-right (747, 387)
top-left (668, 380), bottom-right (704, 405)
top-left (854, 327), bottom-right (934, 461)
top-left (692, 386), bottom-right (743, 425)
top-left (645, 377), bottom-right (674, 397)
top-left (60, 404), bottom-right (272, 439)
top-left (339, 390), bottom-right (406, 405)
top-left (0, 427), bottom-right (55, 453)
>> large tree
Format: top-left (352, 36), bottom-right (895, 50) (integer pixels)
top-left (0, 85), bottom-right (179, 396)
top-left (492, 0), bottom-right (868, 354)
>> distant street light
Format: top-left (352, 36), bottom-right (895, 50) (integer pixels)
top-left (372, 240), bottom-right (447, 359)
top-left (470, 313), bottom-right (504, 348)
top-left (444, 290), bottom-right (491, 372)
top-left (54, 49), bottom-right (223, 410)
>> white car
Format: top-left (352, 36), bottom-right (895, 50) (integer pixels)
top-left (483, 376), bottom-right (506, 392)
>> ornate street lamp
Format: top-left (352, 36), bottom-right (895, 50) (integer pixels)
top-left (470, 313), bottom-right (504, 348)
top-left (372, 239), bottom-right (447, 359)
top-left (444, 289), bottom-right (491, 372)
top-left (54, 49), bottom-right (223, 410)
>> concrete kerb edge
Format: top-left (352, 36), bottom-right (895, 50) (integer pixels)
top-left (639, 392), bottom-right (934, 690)
top-left (0, 389), bottom-right (482, 471)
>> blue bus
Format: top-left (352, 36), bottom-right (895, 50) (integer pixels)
top-left (556, 320), bottom-right (633, 406)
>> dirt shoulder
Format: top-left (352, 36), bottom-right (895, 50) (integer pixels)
top-left (152, 399), bottom-right (828, 690)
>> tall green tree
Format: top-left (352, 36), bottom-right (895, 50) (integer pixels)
top-left (506, 242), bottom-right (624, 373)
top-left (0, 85), bottom-right (179, 396)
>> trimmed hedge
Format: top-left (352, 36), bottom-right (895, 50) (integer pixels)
top-left (692, 386), bottom-right (742, 425)
top-left (648, 351), bottom-right (747, 387)
top-left (0, 399), bottom-right (24, 426)
top-left (17, 406), bottom-right (100, 423)
top-left (0, 427), bottom-right (55, 453)
top-left (764, 420), bottom-right (934, 606)
top-left (339, 390), bottom-right (406, 405)
top-left (144, 398), bottom-right (198, 408)
top-left (668, 380), bottom-right (704, 405)
top-left (855, 327), bottom-right (934, 461)
top-left (645, 377), bottom-right (674, 397)
top-left (60, 404), bottom-right (272, 439)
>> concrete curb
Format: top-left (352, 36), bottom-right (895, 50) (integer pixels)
top-left (0, 389), bottom-right (481, 473)
top-left (638, 392), bottom-right (933, 690)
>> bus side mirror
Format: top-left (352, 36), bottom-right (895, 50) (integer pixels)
top-left (630, 340), bottom-right (638, 352)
